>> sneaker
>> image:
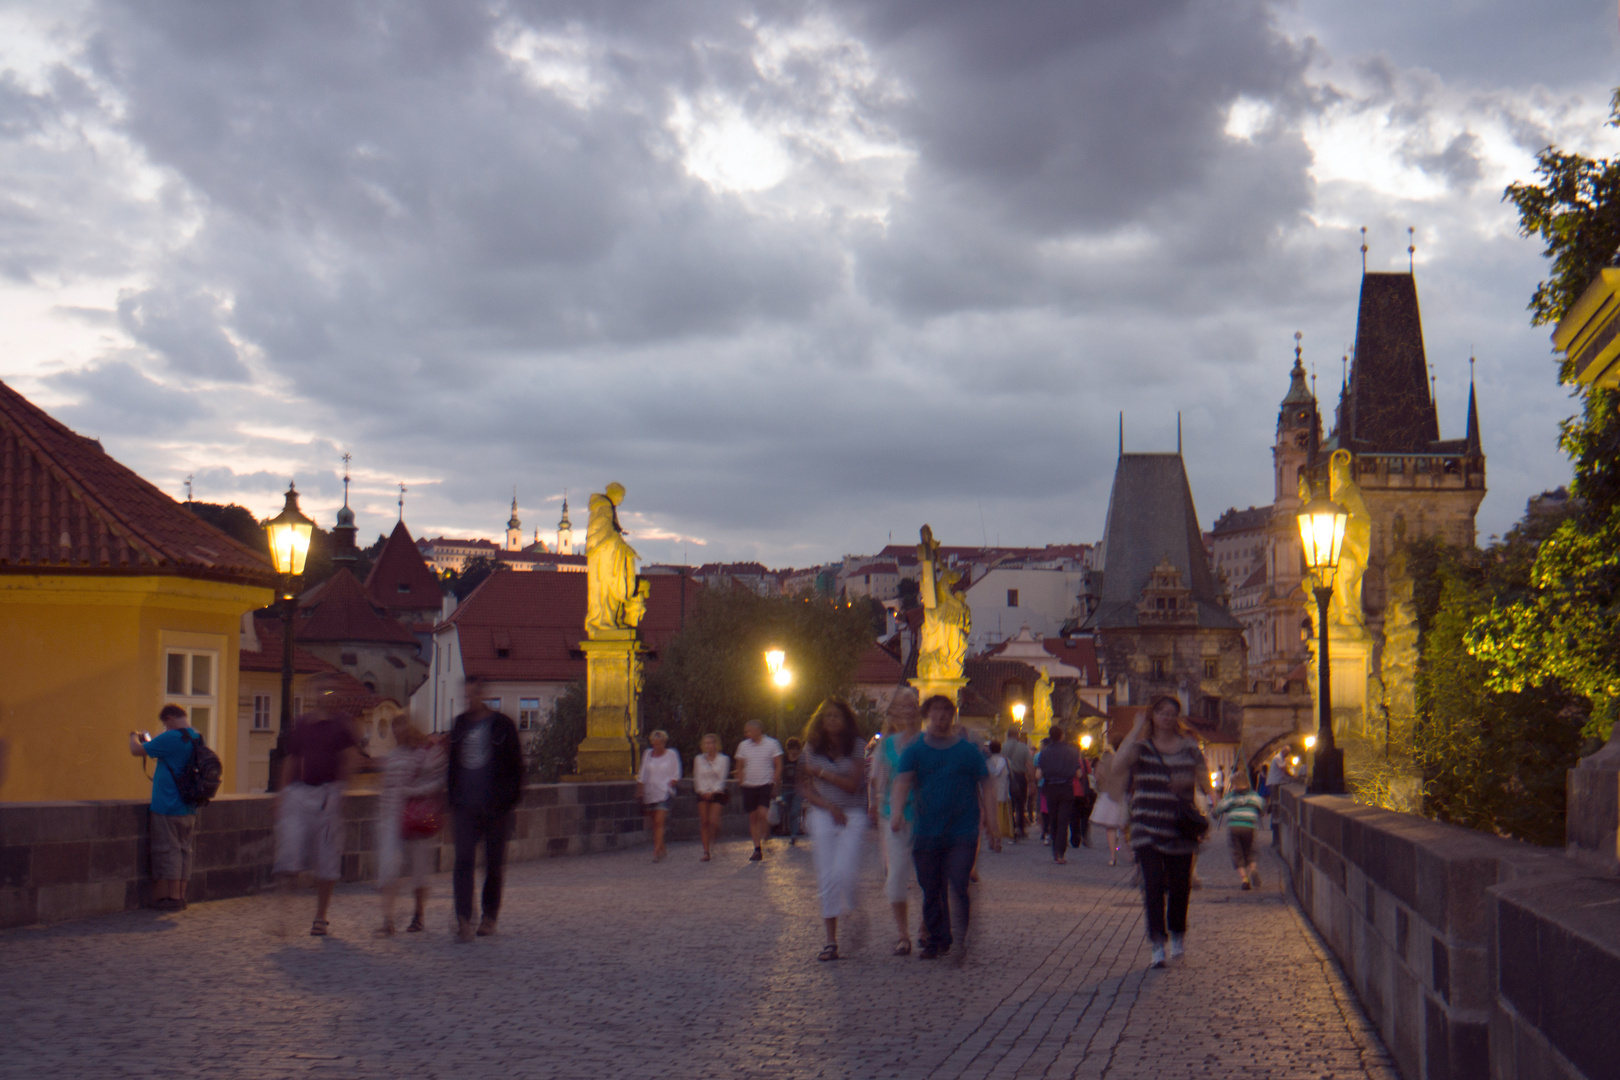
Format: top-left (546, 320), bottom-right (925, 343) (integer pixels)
top-left (1241, 879), bottom-right (1252, 891)
top-left (1168, 933), bottom-right (1185, 959)
top-left (749, 847), bottom-right (763, 862)
top-left (1150, 944), bottom-right (1166, 969)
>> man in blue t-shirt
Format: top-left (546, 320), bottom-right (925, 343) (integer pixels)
top-left (127, 704), bottom-right (200, 911)
top-left (891, 695), bottom-right (998, 961)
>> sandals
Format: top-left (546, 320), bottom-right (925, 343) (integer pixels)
top-left (818, 943), bottom-right (840, 962)
top-left (406, 915), bottom-right (425, 933)
top-left (309, 919), bottom-right (330, 937)
top-left (893, 939), bottom-right (912, 956)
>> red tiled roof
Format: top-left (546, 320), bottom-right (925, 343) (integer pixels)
top-left (297, 568), bottom-right (421, 645)
top-left (446, 570), bottom-right (700, 681)
top-left (0, 378), bottom-right (274, 586)
top-left (242, 617), bottom-right (340, 674)
top-left (1239, 565), bottom-right (1267, 590)
top-left (958, 657), bottom-right (1045, 719)
top-left (365, 520), bottom-right (443, 612)
top-left (1041, 636), bottom-right (1103, 684)
top-left (854, 639), bottom-right (903, 685)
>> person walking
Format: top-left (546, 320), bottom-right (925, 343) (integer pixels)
top-left (799, 700), bottom-right (868, 961)
top-left (1070, 750), bottom-right (1096, 849)
top-left (1089, 745), bottom-right (1129, 866)
top-left (1002, 729), bottom-right (1032, 840)
top-left (778, 738), bottom-right (805, 845)
top-left (447, 679), bottom-right (524, 942)
top-left (273, 673), bottom-right (363, 936)
top-left (376, 713), bottom-right (446, 936)
top-left (1212, 770), bottom-right (1266, 890)
top-left (870, 688), bottom-right (921, 956)
top-left (692, 734), bottom-right (730, 861)
top-left (1035, 726), bottom-right (1080, 864)
top-left (733, 720), bottom-right (783, 862)
top-left (1115, 695), bottom-right (1211, 968)
top-left (986, 742), bottom-right (1014, 840)
top-left (890, 695), bottom-right (998, 962)
top-left (637, 730), bottom-right (681, 862)
top-left (127, 704), bottom-right (203, 911)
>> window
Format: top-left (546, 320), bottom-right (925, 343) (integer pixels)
top-left (1150, 657), bottom-right (1168, 680)
top-left (1203, 658), bottom-right (1219, 679)
top-left (1007, 588), bottom-right (1019, 607)
top-left (483, 697), bottom-right (502, 712)
top-left (252, 694), bottom-right (272, 731)
top-left (519, 698), bottom-right (542, 730)
top-left (397, 582), bottom-right (411, 593)
top-left (1203, 697), bottom-right (1221, 722)
top-left (163, 649), bottom-right (218, 735)
top-left (495, 648), bottom-right (510, 659)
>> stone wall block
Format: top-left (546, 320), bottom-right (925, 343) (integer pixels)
top-left (30, 841), bottom-right (90, 886)
top-left (0, 845), bottom-right (30, 888)
top-left (87, 838), bottom-right (136, 881)
top-left (1448, 945), bottom-right (1491, 1013)
top-left (0, 885), bottom-right (38, 926)
top-left (1392, 963), bottom-right (1423, 1080)
top-left (34, 879), bottom-right (126, 923)
top-left (94, 802), bottom-right (146, 838)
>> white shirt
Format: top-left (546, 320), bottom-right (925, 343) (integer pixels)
top-left (693, 752), bottom-right (730, 795)
top-left (734, 736), bottom-right (783, 787)
top-left (638, 749), bottom-right (682, 803)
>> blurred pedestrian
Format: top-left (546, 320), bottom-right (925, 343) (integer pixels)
top-left (447, 678), bottom-right (524, 942)
top-left (778, 738), bottom-right (805, 845)
top-left (733, 720), bottom-right (783, 862)
top-left (376, 713), bottom-right (445, 936)
top-left (1213, 770), bottom-right (1266, 890)
top-left (1070, 750), bottom-right (1095, 849)
top-left (1002, 729), bottom-right (1032, 840)
top-left (986, 741), bottom-right (1013, 840)
top-left (1115, 695), bottom-right (1211, 968)
top-left (693, 734), bottom-right (730, 861)
top-left (637, 729), bottom-right (681, 862)
top-left (1035, 726), bottom-right (1080, 864)
top-left (1090, 745), bottom-right (1129, 866)
top-left (128, 704), bottom-right (202, 912)
top-left (871, 687), bottom-right (921, 956)
top-left (891, 695), bottom-right (998, 962)
top-left (800, 700), bottom-right (868, 961)
top-left (273, 674), bottom-right (363, 936)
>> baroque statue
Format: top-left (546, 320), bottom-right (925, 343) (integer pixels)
top-left (585, 482), bottom-right (650, 637)
top-left (1031, 669), bottom-right (1054, 736)
top-left (916, 524), bottom-right (971, 681)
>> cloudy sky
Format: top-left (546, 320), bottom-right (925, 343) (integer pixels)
top-left (2, 1), bottom-right (1616, 567)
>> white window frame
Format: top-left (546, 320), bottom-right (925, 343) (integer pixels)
top-left (252, 693), bottom-right (272, 731)
top-left (518, 698), bottom-right (542, 730)
top-left (161, 643), bottom-right (221, 746)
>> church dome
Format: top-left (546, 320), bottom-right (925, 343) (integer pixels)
top-left (335, 504), bottom-right (356, 529)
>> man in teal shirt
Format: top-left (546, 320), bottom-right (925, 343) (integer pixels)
top-left (891, 695), bottom-right (999, 961)
top-left (127, 705), bottom-right (199, 911)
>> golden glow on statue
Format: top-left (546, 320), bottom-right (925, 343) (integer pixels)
top-left (916, 524), bottom-right (970, 681)
top-left (586, 482), bottom-right (650, 637)
top-left (1031, 669), bottom-right (1054, 743)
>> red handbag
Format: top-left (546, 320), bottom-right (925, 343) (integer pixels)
top-left (402, 795), bottom-right (443, 840)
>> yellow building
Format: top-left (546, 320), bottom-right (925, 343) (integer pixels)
top-left (0, 379), bottom-right (275, 802)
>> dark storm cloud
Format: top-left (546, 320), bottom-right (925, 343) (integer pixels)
top-left (0, 0), bottom-right (1602, 561)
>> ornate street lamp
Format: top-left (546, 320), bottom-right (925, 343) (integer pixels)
top-left (264, 482), bottom-right (315, 793)
top-left (1297, 489), bottom-right (1348, 794)
top-left (764, 648), bottom-right (792, 740)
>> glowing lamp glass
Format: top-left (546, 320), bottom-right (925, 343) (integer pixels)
top-left (1304, 734), bottom-right (1318, 750)
top-left (1080, 734), bottom-right (1093, 750)
top-left (764, 649), bottom-right (785, 676)
top-left (773, 668), bottom-right (793, 688)
top-left (1296, 494), bottom-right (1348, 574)
top-left (264, 484), bottom-right (316, 577)
top-left (1010, 702), bottom-right (1027, 722)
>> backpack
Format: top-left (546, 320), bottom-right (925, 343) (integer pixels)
top-left (165, 729), bottom-right (224, 808)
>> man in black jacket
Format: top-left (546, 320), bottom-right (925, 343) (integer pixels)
top-left (1035, 726), bottom-right (1080, 864)
top-left (448, 677), bottom-right (524, 942)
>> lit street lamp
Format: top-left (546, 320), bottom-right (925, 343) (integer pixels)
top-left (264, 482), bottom-right (314, 793)
top-left (1011, 702), bottom-right (1027, 725)
top-left (764, 648), bottom-right (792, 740)
top-left (1297, 488), bottom-right (1348, 795)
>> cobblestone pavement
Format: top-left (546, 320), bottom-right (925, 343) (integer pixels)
top-left (2, 824), bottom-right (1398, 1080)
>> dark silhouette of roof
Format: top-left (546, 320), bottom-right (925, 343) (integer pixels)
top-left (365, 520), bottom-right (443, 614)
top-left (0, 378), bottom-right (274, 586)
top-left (242, 617), bottom-right (340, 674)
top-left (296, 568), bottom-right (420, 645)
top-left (1082, 453), bottom-right (1242, 632)
top-left (444, 570), bottom-right (700, 681)
top-left (1341, 273), bottom-right (1442, 453)
top-left (854, 639), bottom-right (904, 686)
top-left (1210, 505), bottom-right (1271, 535)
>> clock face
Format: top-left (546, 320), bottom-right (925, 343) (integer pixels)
top-left (1294, 432), bottom-right (1309, 448)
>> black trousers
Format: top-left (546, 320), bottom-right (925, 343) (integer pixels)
top-left (913, 840), bottom-right (976, 949)
top-left (453, 806), bottom-right (512, 922)
top-left (1009, 773), bottom-right (1029, 835)
top-left (1136, 847), bottom-right (1194, 943)
top-left (1045, 786), bottom-right (1075, 860)
top-left (1070, 792), bottom-right (1095, 847)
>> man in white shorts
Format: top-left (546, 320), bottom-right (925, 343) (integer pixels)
top-left (273, 674), bottom-right (362, 936)
top-left (733, 720), bottom-right (783, 861)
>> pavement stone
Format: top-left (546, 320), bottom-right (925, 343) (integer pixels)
top-left (0, 824), bottom-right (1399, 1079)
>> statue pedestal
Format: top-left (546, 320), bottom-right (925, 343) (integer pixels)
top-left (568, 631), bottom-right (640, 781)
top-left (910, 677), bottom-right (969, 719)
top-left (1309, 631), bottom-right (1371, 737)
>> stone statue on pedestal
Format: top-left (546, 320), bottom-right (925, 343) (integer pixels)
top-left (1031, 669), bottom-right (1054, 742)
top-left (916, 524), bottom-right (970, 681)
top-left (586, 482), bottom-right (649, 638)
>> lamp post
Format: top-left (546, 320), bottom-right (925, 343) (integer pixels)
top-left (264, 482), bottom-right (314, 793)
top-left (764, 648), bottom-right (792, 741)
top-left (1296, 489), bottom-right (1348, 795)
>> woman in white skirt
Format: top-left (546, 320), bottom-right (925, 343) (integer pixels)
top-left (1089, 746), bottom-right (1129, 866)
top-left (800, 699), bottom-right (868, 961)
top-left (869, 688), bottom-right (921, 956)
top-left (377, 714), bottom-right (446, 935)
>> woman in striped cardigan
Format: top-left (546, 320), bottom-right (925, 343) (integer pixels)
top-left (1115, 695), bottom-right (1211, 969)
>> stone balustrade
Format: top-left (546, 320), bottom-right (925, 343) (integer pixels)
top-left (0, 779), bottom-right (752, 929)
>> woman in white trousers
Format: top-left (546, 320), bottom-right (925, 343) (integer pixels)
top-left (799, 699), bottom-right (868, 962)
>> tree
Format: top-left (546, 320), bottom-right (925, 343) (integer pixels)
top-left (1484, 97), bottom-right (1620, 740)
top-left (527, 681), bottom-right (585, 782)
top-left (643, 587), bottom-right (878, 763)
top-left (448, 555), bottom-right (508, 601)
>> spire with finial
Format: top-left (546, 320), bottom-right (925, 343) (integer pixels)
top-left (332, 453), bottom-right (358, 563)
top-left (557, 490), bottom-right (574, 555)
top-left (1118, 412), bottom-right (1124, 457)
top-left (506, 488), bottom-right (523, 551)
top-left (184, 474), bottom-right (193, 503)
top-left (1465, 354), bottom-right (1481, 456)
top-left (1360, 226), bottom-right (1368, 273)
top-left (335, 452), bottom-right (356, 532)
top-left (341, 453), bottom-right (352, 508)
top-left (1282, 332), bottom-right (1313, 406)
top-left (1176, 412), bottom-right (1182, 455)
top-left (1408, 226), bottom-right (1416, 273)
top-left (398, 482), bottom-right (407, 522)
